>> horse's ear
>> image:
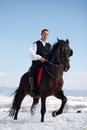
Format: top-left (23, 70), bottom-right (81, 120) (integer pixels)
top-left (57, 37), bottom-right (60, 43)
top-left (66, 39), bottom-right (69, 44)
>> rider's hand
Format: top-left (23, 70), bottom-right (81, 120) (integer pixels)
top-left (40, 57), bottom-right (47, 62)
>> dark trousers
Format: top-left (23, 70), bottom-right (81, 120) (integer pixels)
top-left (29, 60), bottom-right (43, 77)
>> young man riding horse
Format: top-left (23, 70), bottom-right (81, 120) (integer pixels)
top-left (29, 29), bottom-right (51, 97)
top-left (9, 37), bottom-right (73, 121)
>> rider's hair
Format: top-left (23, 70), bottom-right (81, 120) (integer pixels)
top-left (41, 29), bottom-right (49, 34)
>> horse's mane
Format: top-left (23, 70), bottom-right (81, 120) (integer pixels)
top-left (48, 42), bottom-right (59, 60)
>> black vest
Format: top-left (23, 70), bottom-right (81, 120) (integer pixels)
top-left (32, 40), bottom-right (51, 65)
top-left (36, 40), bottom-right (51, 59)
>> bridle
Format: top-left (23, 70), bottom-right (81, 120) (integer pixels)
top-left (43, 45), bottom-right (62, 80)
top-left (44, 45), bottom-right (70, 80)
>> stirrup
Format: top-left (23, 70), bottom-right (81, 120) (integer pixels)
top-left (30, 91), bottom-right (37, 97)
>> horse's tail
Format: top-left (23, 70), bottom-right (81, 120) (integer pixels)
top-left (9, 87), bottom-right (20, 117)
top-left (9, 72), bottom-right (29, 118)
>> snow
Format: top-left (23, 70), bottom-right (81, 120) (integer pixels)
top-left (0, 94), bottom-right (87, 130)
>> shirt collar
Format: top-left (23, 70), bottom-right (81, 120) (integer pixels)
top-left (40, 39), bottom-right (48, 46)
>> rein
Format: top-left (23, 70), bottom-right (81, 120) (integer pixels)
top-left (44, 61), bottom-right (62, 80)
top-left (47, 61), bottom-right (60, 68)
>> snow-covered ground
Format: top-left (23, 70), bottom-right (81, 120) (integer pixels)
top-left (0, 94), bottom-right (87, 130)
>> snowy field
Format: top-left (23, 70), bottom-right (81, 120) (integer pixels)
top-left (0, 94), bottom-right (87, 130)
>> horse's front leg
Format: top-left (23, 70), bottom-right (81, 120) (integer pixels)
top-left (41, 97), bottom-right (46, 122)
top-left (52, 90), bottom-right (67, 117)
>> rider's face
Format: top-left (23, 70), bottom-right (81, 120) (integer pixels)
top-left (41, 31), bottom-right (49, 42)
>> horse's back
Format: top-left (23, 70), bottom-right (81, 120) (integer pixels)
top-left (19, 72), bottom-right (30, 90)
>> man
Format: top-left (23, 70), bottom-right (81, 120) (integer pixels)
top-left (29, 29), bottom-right (51, 97)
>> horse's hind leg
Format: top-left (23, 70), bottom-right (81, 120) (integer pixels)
top-left (30, 97), bottom-right (39, 115)
top-left (52, 90), bottom-right (67, 117)
top-left (14, 93), bottom-right (26, 120)
top-left (14, 106), bottom-right (20, 120)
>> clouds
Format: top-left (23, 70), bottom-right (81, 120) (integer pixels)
top-left (0, 72), bottom-right (20, 88)
top-left (64, 71), bottom-right (87, 90)
top-left (0, 72), bottom-right (8, 77)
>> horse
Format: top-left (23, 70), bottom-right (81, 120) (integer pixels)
top-left (9, 38), bottom-right (73, 122)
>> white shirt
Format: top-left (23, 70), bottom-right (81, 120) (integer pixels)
top-left (29, 39), bottom-right (48, 61)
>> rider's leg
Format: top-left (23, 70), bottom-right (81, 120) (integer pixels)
top-left (29, 76), bottom-right (36, 97)
top-left (29, 64), bottom-right (38, 97)
top-left (29, 61), bottom-right (43, 97)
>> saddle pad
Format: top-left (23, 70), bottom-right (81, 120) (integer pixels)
top-left (37, 67), bottom-right (43, 87)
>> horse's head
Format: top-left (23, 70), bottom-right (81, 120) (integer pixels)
top-left (56, 38), bottom-right (73, 72)
top-left (48, 38), bottom-right (73, 72)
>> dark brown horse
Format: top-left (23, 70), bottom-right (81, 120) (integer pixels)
top-left (9, 39), bottom-right (73, 122)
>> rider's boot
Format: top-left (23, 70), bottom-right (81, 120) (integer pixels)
top-left (29, 76), bottom-right (36, 97)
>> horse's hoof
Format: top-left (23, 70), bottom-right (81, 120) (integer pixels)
top-left (41, 120), bottom-right (44, 122)
top-left (14, 117), bottom-right (17, 120)
top-left (52, 111), bottom-right (57, 117)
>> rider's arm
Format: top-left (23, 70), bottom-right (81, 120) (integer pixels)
top-left (29, 43), bottom-right (42, 61)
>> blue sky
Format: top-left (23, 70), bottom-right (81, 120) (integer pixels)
top-left (0, 0), bottom-right (87, 90)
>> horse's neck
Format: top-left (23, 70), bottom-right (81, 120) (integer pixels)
top-left (47, 61), bottom-right (63, 80)
top-left (56, 65), bottom-right (63, 80)
top-left (49, 54), bottom-right (61, 65)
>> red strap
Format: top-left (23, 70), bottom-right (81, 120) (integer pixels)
top-left (37, 67), bottom-right (43, 87)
